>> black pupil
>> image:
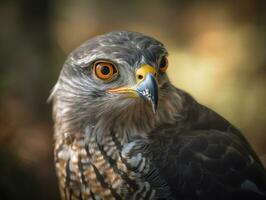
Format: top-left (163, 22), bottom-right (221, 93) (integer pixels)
top-left (101, 66), bottom-right (110, 75)
top-left (160, 57), bottom-right (166, 68)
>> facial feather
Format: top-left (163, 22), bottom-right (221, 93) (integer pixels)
top-left (51, 31), bottom-right (182, 143)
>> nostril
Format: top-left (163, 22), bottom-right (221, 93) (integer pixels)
top-left (137, 75), bottom-right (144, 80)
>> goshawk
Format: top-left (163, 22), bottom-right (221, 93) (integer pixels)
top-left (50, 31), bottom-right (266, 200)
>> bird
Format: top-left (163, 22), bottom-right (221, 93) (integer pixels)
top-left (50, 31), bottom-right (266, 200)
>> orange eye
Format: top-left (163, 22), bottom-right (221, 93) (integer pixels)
top-left (93, 61), bottom-right (117, 81)
top-left (159, 56), bottom-right (168, 73)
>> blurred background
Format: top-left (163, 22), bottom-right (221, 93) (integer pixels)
top-left (0, 0), bottom-right (265, 199)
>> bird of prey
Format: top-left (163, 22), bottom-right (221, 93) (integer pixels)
top-left (50, 31), bottom-right (266, 200)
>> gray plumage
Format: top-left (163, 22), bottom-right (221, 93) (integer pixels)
top-left (50, 31), bottom-right (266, 200)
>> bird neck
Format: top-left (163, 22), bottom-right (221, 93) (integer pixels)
top-left (53, 84), bottom-right (185, 154)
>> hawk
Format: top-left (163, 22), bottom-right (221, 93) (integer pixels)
top-left (50, 31), bottom-right (266, 200)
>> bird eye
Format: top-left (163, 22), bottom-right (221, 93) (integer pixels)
top-left (93, 61), bottom-right (117, 81)
top-left (159, 56), bottom-right (168, 73)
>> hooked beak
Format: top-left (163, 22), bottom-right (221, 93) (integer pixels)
top-left (136, 73), bottom-right (158, 113)
top-left (108, 65), bottom-right (159, 113)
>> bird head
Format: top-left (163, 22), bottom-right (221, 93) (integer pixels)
top-left (51, 31), bottom-right (181, 136)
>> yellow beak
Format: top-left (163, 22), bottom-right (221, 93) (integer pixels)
top-left (108, 65), bottom-right (159, 112)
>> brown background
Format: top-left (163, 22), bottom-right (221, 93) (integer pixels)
top-left (0, 0), bottom-right (265, 199)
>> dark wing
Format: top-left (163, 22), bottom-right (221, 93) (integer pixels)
top-left (148, 128), bottom-right (266, 200)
